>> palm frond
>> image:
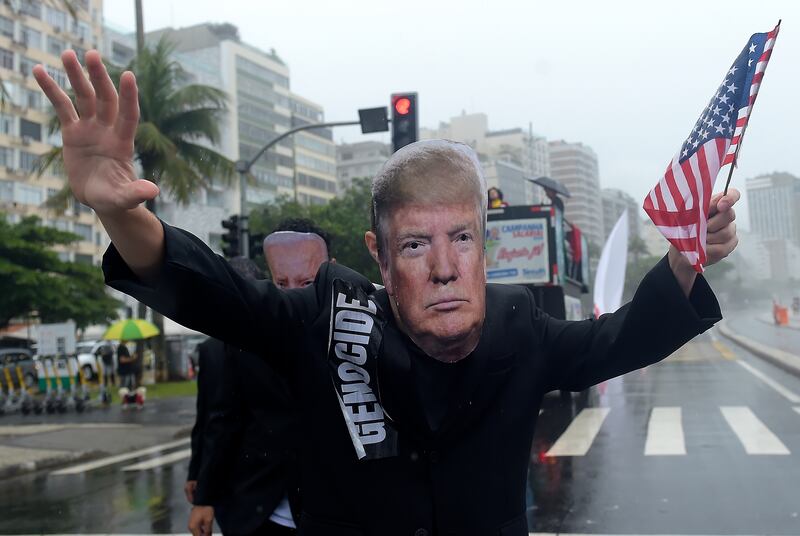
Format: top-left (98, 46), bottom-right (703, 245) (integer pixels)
top-left (175, 141), bottom-right (235, 185)
top-left (135, 122), bottom-right (177, 161)
top-left (160, 107), bottom-right (223, 142)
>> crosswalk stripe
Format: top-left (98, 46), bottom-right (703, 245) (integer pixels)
top-left (736, 361), bottom-right (800, 403)
top-left (720, 406), bottom-right (790, 455)
top-left (50, 438), bottom-right (191, 475)
top-left (122, 448), bottom-right (192, 471)
top-left (794, 407), bottom-right (800, 416)
top-left (545, 407), bottom-right (609, 457)
top-left (644, 407), bottom-right (686, 455)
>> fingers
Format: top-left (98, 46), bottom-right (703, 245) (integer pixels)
top-left (708, 206), bottom-right (735, 234)
top-left (61, 50), bottom-right (95, 119)
top-left (114, 71), bottom-right (140, 142)
top-left (85, 50), bottom-right (119, 126)
top-left (707, 236), bottom-right (738, 264)
top-left (202, 517), bottom-right (213, 536)
top-left (708, 188), bottom-right (741, 217)
top-left (708, 222), bottom-right (736, 245)
top-left (120, 180), bottom-right (160, 210)
top-left (32, 64), bottom-right (78, 125)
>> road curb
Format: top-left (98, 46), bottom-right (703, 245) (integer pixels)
top-left (0, 449), bottom-right (101, 481)
top-left (718, 320), bottom-right (800, 378)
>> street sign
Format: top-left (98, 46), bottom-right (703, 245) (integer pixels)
top-left (36, 321), bottom-right (76, 356)
top-left (358, 107), bottom-right (389, 133)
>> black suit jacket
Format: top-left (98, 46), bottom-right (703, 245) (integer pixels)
top-left (191, 338), bottom-right (297, 534)
top-left (105, 221), bottom-right (721, 536)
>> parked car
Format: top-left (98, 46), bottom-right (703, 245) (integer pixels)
top-left (0, 347), bottom-right (37, 389)
top-left (75, 340), bottom-right (117, 381)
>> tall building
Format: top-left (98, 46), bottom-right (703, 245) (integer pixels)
top-left (104, 23), bottom-right (338, 250)
top-left (421, 111), bottom-right (549, 205)
top-left (336, 141), bottom-right (390, 191)
top-left (0, 0), bottom-right (107, 265)
top-left (548, 140), bottom-right (604, 248)
top-left (746, 172), bottom-right (800, 246)
top-left (601, 188), bottom-right (641, 241)
top-left (290, 93), bottom-right (337, 205)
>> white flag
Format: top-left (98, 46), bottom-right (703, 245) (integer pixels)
top-left (593, 210), bottom-right (629, 316)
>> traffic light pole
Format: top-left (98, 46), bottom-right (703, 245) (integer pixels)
top-left (234, 119), bottom-right (361, 258)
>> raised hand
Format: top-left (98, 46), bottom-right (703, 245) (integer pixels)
top-left (704, 188), bottom-right (740, 267)
top-left (33, 50), bottom-right (159, 215)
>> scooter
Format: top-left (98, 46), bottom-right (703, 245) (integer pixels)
top-left (16, 366), bottom-right (42, 415)
top-left (74, 358), bottom-right (92, 412)
top-left (2, 365), bottom-right (20, 414)
top-left (44, 359), bottom-right (67, 414)
top-left (95, 357), bottom-right (112, 406)
top-left (64, 358), bottom-right (82, 413)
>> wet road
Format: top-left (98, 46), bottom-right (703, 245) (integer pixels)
top-left (0, 331), bottom-right (798, 534)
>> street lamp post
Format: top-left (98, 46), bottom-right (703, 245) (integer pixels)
top-left (235, 119), bottom-right (363, 258)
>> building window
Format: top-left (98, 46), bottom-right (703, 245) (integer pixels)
top-left (20, 119), bottom-right (41, 141)
top-left (73, 223), bottom-right (93, 242)
top-left (20, 56), bottom-right (36, 77)
top-left (20, 0), bottom-right (42, 19)
top-left (0, 48), bottom-right (13, 71)
top-left (25, 88), bottom-right (43, 110)
top-left (0, 16), bottom-right (13, 39)
top-left (47, 35), bottom-right (66, 56)
top-left (46, 65), bottom-right (68, 88)
top-left (0, 146), bottom-right (11, 167)
top-left (0, 113), bottom-right (14, 135)
top-left (21, 26), bottom-right (42, 49)
top-left (0, 180), bottom-right (12, 201)
top-left (19, 151), bottom-right (39, 172)
top-left (340, 152), bottom-right (353, 161)
top-left (206, 189), bottom-right (225, 208)
top-left (75, 253), bottom-right (93, 265)
top-left (45, 7), bottom-right (67, 31)
top-left (16, 184), bottom-right (42, 205)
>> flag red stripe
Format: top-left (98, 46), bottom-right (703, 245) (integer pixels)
top-left (664, 166), bottom-right (686, 212)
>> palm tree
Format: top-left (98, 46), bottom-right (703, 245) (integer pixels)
top-left (40, 37), bottom-right (235, 379)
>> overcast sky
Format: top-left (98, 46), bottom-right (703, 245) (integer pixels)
top-left (104, 0), bottom-right (797, 230)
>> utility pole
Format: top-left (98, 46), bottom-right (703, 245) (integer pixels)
top-left (134, 0), bottom-right (145, 53)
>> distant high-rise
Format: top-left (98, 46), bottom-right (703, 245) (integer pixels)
top-left (421, 111), bottom-right (549, 205)
top-left (548, 140), bottom-right (604, 248)
top-left (0, 1), bottom-right (107, 265)
top-left (290, 93), bottom-right (337, 205)
top-left (746, 172), bottom-right (800, 246)
top-left (601, 188), bottom-right (640, 241)
top-left (336, 141), bottom-right (390, 191)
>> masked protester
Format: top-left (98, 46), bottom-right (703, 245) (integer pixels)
top-left (35, 52), bottom-right (739, 536)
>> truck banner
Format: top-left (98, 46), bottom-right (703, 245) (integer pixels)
top-left (485, 216), bottom-right (550, 284)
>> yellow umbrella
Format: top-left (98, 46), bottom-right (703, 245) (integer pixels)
top-left (102, 319), bottom-right (160, 341)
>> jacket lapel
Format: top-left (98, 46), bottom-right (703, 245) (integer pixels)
top-left (371, 289), bottom-right (430, 442)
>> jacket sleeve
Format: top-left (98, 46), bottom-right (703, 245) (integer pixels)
top-left (193, 343), bottom-right (239, 506)
top-left (102, 220), bottom-right (318, 364)
top-left (187, 343), bottom-right (208, 482)
top-left (541, 255), bottom-right (722, 392)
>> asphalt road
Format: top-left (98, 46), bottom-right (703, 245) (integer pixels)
top-left (0, 330), bottom-right (797, 535)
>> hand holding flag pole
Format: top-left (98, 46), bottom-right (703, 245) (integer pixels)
top-left (644, 21), bottom-right (780, 272)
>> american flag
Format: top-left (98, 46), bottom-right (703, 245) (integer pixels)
top-left (643, 22), bottom-right (780, 272)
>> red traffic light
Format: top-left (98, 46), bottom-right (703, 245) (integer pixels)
top-left (394, 97), bottom-right (412, 115)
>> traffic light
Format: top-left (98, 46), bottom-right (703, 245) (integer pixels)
top-left (221, 215), bottom-right (241, 258)
top-left (248, 232), bottom-right (265, 260)
top-left (391, 92), bottom-right (418, 153)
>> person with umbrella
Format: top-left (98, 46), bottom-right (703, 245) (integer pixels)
top-left (103, 319), bottom-right (159, 409)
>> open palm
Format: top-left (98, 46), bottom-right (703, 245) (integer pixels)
top-left (33, 50), bottom-right (159, 215)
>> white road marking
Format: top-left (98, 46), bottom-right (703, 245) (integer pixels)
top-left (545, 408), bottom-right (610, 457)
top-left (720, 406), bottom-right (790, 455)
top-left (50, 438), bottom-right (190, 475)
top-left (122, 448), bottom-right (191, 471)
top-left (794, 407), bottom-right (800, 416)
top-left (737, 361), bottom-right (800, 403)
top-left (644, 407), bottom-right (686, 456)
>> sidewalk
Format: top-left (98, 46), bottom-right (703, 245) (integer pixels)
top-left (718, 320), bottom-right (800, 378)
top-left (0, 396), bottom-right (195, 480)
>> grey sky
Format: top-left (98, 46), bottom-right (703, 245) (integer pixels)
top-left (104, 0), bottom-right (797, 230)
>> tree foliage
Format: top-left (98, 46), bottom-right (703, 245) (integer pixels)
top-left (0, 215), bottom-right (119, 330)
top-left (40, 37), bottom-right (235, 207)
top-left (249, 177), bottom-right (381, 282)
